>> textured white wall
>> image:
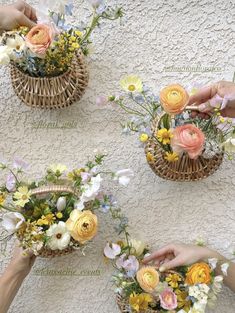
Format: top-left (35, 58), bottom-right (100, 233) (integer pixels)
top-left (0, 0), bottom-right (235, 312)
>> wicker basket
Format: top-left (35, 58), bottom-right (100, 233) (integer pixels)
top-left (116, 294), bottom-right (157, 313)
top-left (20, 184), bottom-right (79, 258)
top-left (145, 117), bottom-right (224, 182)
top-left (10, 50), bottom-right (89, 109)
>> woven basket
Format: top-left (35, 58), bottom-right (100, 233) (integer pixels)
top-left (25, 184), bottom-right (78, 258)
top-left (145, 117), bottom-right (224, 182)
top-left (116, 294), bottom-right (157, 313)
top-left (10, 50), bottom-right (89, 109)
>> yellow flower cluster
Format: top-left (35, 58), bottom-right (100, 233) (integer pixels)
top-left (45, 30), bottom-right (83, 76)
top-left (165, 273), bottom-right (182, 288)
top-left (68, 168), bottom-right (85, 181)
top-left (156, 128), bottom-right (173, 145)
top-left (37, 213), bottom-right (56, 226)
top-left (129, 292), bottom-right (153, 312)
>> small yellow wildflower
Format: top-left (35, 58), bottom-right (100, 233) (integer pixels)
top-left (139, 133), bottom-right (149, 142)
top-left (129, 292), bottom-right (153, 312)
top-left (175, 289), bottom-right (192, 312)
top-left (165, 273), bottom-right (182, 288)
top-left (120, 75), bottom-right (143, 93)
top-left (220, 117), bottom-right (225, 123)
top-left (165, 151), bottom-right (179, 162)
top-left (72, 42), bottom-right (80, 49)
top-left (146, 152), bottom-right (154, 163)
top-left (75, 30), bottom-right (83, 37)
top-left (56, 212), bottom-right (63, 219)
top-left (216, 112), bottom-right (221, 116)
top-left (37, 214), bottom-right (55, 226)
top-left (0, 193), bottom-right (6, 206)
top-left (156, 128), bottom-right (173, 145)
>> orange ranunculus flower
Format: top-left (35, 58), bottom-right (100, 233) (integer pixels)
top-left (185, 262), bottom-right (212, 285)
top-left (171, 124), bottom-right (205, 159)
top-left (160, 84), bottom-right (189, 115)
top-left (25, 24), bottom-right (55, 57)
top-left (66, 210), bottom-right (98, 244)
top-left (136, 266), bottom-right (159, 293)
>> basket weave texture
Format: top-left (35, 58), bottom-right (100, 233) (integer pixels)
top-left (145, 118), bottom-right (224, 182)
top-left (10, 50), bottom-right (89, 109)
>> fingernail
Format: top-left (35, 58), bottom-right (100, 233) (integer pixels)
top-left (159, 266), bottom-right (165, 272)
top-left (198, 103), bottom-right (206, 111)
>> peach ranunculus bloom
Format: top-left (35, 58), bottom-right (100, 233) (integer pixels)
top-left (25, 24), bottom-right (55, 57)
top-left (171, 124), bottom-right (205, 159)
top-left (136, 266), bottom-right (159, 293)
top-left (185, 262), bottom-right (212, 285)
top-left (160, 84), bottom-right (189, 115)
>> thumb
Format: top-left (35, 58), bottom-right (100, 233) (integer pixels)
top-left (159, 256), bottom-right (182, 272)
top-left (17, 12), bottom-right (36, 29)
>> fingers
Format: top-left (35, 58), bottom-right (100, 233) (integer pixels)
top-left (188, 84), bottom-right (218, 106)
top-left (143, 244), bottom-right (175, 264)
top-left (24, 3), bottom-right (37, 22)
top-left (159, 255), bottom-right (183, 272)
top-left (16, 11), bottom-right (36, 28)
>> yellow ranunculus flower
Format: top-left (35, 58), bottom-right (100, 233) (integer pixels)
top-left (66, 210), bottom-right (98, 244)
top-left (129, 292), bottom-right (153, 312)
top-left (160, 84), bottom-right (189, 115)
top-left (120, 75), bottom-right (143, 93)
top-left (185, 262), bottom-right (212, 285)
top-left (136, 266), bottom-right (159, 293)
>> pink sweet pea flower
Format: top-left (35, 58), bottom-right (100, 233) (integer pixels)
top-left (116, 254), bottom-right (139, 276)
top-left (171, 124), bottom-right (205, 159)
top-left (159, 288), bottom-right (178, 310)
top-left (6, 173), bottom-right (16, 192)
top-left (104, 243), bottom-right (121, 259)
top-left (13, 157), bottom-right (29, 171)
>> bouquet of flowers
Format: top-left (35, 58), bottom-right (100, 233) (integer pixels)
top-left (0, 0), bottom-right (123, 108)
top-left (99, 76), bottom-right (235, 181)
top-left (104, 235), bottom-right (227, 313)
top-left (0, 155), bottom-right (133, 257)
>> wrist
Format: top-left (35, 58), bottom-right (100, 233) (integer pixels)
top-left (5, 262), bottom-right (29, 279)
top-left (200, 247), bottom-right (223, 261)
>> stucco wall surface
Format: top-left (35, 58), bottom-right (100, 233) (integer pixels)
top-left (0, 0), bottom-right (235, 312)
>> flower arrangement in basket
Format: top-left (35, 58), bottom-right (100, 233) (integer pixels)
top-left (0, 0), bottom-right (123, 109)
top-left (98, 76), bottom-right (235, 181)
top-left (104, 232), bottom-right (227, 313)
top-left (0, 155), bottom-right (133, 257)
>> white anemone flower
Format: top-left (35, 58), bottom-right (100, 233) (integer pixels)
top-left (46, 222), bottom-right (71, 250)
top-left (6, 35), bottom-right (25, 55)
top-left (0, 46), bottom-right (10, 65)
top-left (2, 212), bottom-right (25, 233)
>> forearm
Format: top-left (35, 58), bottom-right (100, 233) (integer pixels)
top-left (216, 260), bottom-right (235, 293)
top-left (0, 266), bottom-right (26, 313)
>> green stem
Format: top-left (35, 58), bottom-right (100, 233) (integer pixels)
top-left (80, 10), bottom-right (99, 45)
top-left (117, 100), bottom-right (145, 117)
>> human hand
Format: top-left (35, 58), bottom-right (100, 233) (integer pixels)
top-left (143, 243), bottom-right (220, 272)
top-left (188, 81), bottom-right (235, 118)
top-left (7, 243), bottom-right (36, 278)
top-left (0, 0), bottom-right (37, 31)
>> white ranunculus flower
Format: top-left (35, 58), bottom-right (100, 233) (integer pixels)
top-left (222, 137), bottom-right (235, 153)
top-left (56, 197), bottom-right (66, 211)
top-left (114, 169), bottom-right (134, 186)
top-left (0, 46), bottom-right (10, 65)
top-left (46, 221), bottom-right (71, 250)
top-left (2, 212), bottom-right (25, 233)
